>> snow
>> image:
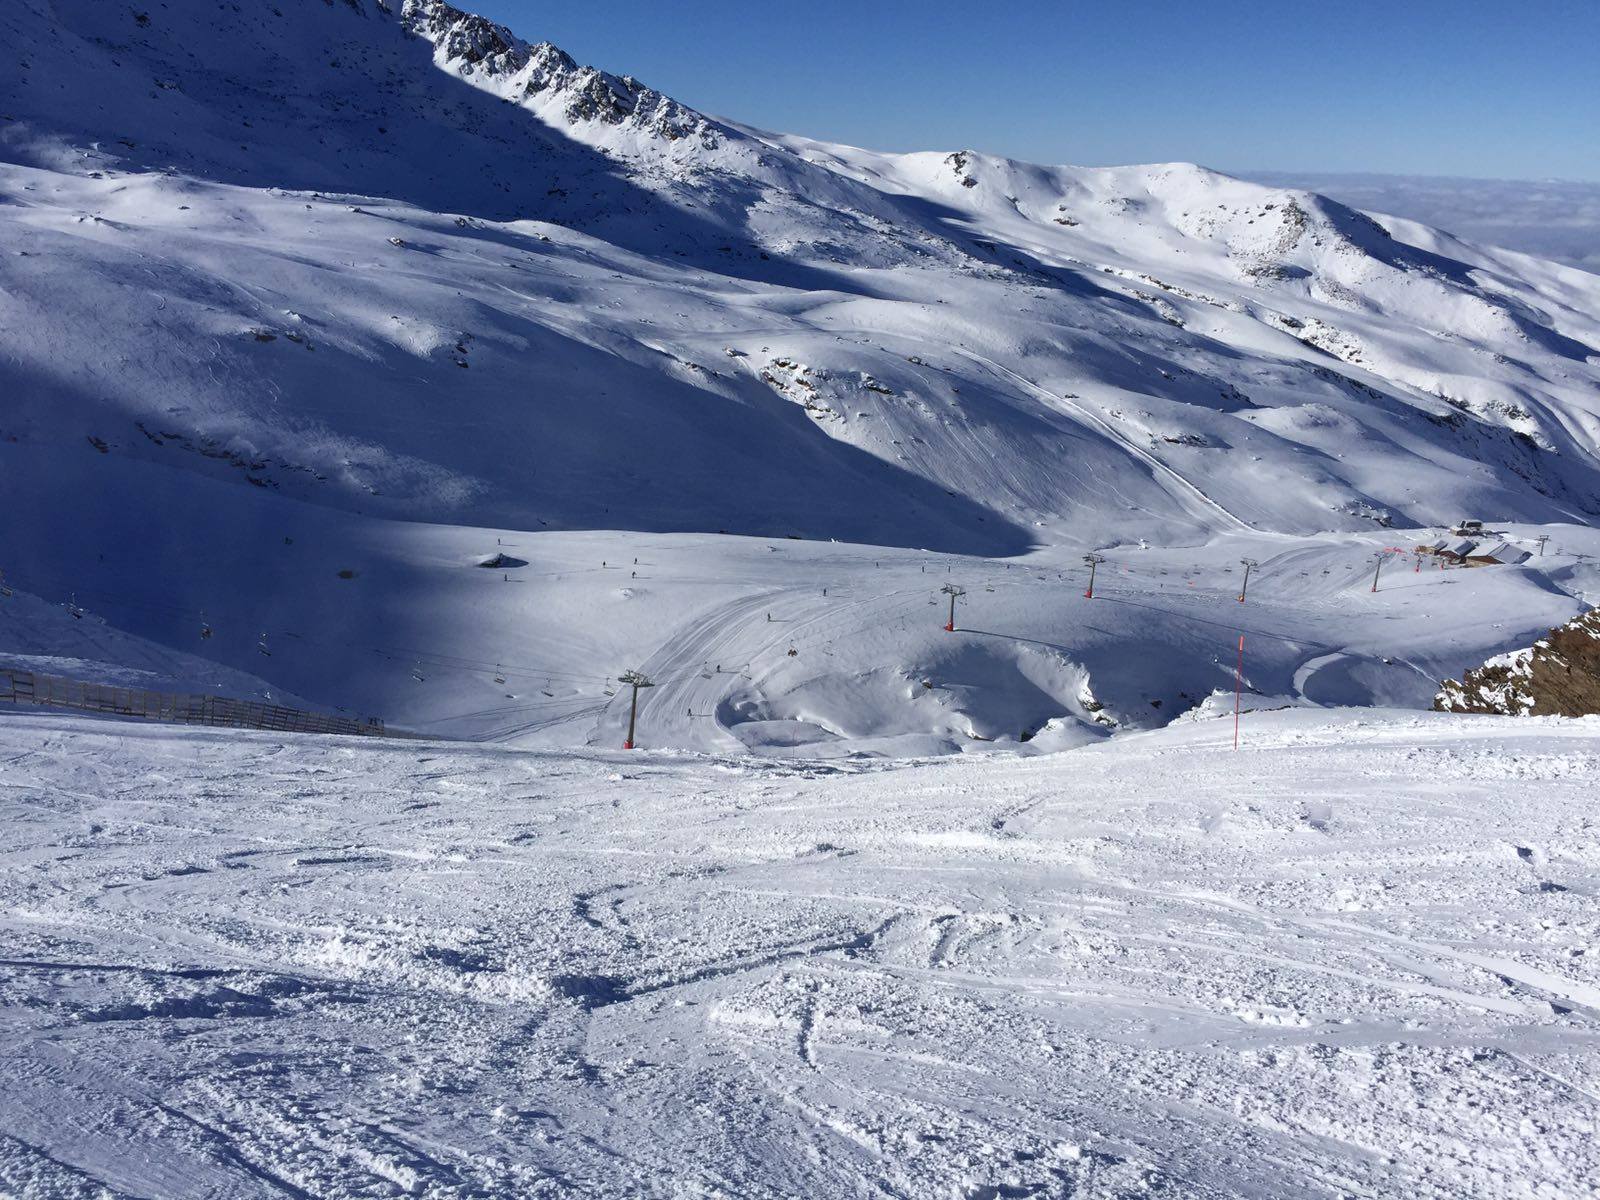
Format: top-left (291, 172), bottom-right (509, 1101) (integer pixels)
top-left (2, 707), bottom-right (1598, 1196)
top-left (1246, 172), bottom-right (1600, 275)
top-left (4, 0), bottom-right (1600, 749)
top-left (7, 515), bottom-right (1598, 752)
top-left (3, 2), bottom-right (1600, 1190)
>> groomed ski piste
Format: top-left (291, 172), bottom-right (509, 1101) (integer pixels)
top-left (5, 519), bottom-right (1599, 756)
top-left (4, 1), bottom-right (1600, 1195)
top-left (4, 531), bottom-right (1599, 1198)
top-left (3, 707), bottom-right (1598, 1198)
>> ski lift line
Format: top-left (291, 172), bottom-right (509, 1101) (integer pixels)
top-left (1, 567), bottom-right (607, 687)
top-left (9, 550), bottom-right (1394, 697)
top-left (0, 572), bottom-right (228, 621)
top-left (8, 563), bottom-right (914, 696)
top-left (0, 568), bottom-right (618, 680)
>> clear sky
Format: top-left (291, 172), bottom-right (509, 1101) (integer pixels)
top-left (465, 0), bottom-right (1600, 182)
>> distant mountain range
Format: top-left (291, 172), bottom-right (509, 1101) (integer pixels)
top-left (1248, 171), bottom-right (1600, 274)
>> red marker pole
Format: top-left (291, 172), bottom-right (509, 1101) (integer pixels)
top-left (1233, 634), bottom-right (1245, 751)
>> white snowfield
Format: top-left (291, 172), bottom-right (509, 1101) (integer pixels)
top-left (1, 708), bottom-right (1597, 1198)
top-left (3, 0), bottom-right (1600, 750)
top-left (3, 3), bottom-right (1600, 1194)
top-left (3, 521), bottom-right (1597, 756)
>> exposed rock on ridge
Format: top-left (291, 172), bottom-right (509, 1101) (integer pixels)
top-left (397, 0), bottom-right (720, 145)
top-left (1435, 608), bottom-right (1600, 717)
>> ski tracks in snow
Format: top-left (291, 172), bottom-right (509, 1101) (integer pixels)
top-left (954, 349), bottom-right (1255, 534)
top-left (1, 710), bottom-right (1597, 1197)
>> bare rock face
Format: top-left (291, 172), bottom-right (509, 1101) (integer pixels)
top-left (1434, 609), bottom-right (1600, 717)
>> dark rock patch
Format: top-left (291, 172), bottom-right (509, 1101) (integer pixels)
top-left (1435, 608), bottom-right (1600, 717)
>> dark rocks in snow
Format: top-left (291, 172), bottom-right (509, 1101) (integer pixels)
top-left (945, 151), bottom-right (977, 188)
top-left (478, 553), bottom-right (527, 569)
top-left (1435, 608), bottom-right (1600, 717)
top-left (398, 1), bottom-right (719, 146)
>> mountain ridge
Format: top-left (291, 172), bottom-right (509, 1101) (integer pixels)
top-left (4, 0), bottom-right (1599, 546)
top-left (2, 0), bottom-right (1599, 748)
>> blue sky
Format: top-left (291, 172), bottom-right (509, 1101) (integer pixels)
top-left (468, 0), bottom-right (1599, 181)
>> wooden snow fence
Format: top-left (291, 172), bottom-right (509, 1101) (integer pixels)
top-left (0, 666), bottom-right (393, 739)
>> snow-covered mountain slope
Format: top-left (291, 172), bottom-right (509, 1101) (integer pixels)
top-left (1248, 171), bottom-right (1600, 274)
top-left (3, 0), bottom-right (1599, 747)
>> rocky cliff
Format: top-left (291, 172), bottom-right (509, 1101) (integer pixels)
top-left (1435, 608), bottom-right (1600, 717)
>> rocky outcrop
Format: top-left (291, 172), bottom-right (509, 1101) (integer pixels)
top-left (396, 0), bottom-right (720, 145)
top-left (1434, 609), bottom-right (1600, 717)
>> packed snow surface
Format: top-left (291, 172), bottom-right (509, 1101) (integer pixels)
top-left (1, 709), bottom-right (1597, 1197)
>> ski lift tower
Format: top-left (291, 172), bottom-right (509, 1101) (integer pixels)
top-left (1083, 553), bottom-right (1106, 599)
top-left (1237, 559), bottom-right (1259, 603)
top-left (940, 584), bottom-right (966, 632)
top-left (617, 669), bottom-right (655, 750)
